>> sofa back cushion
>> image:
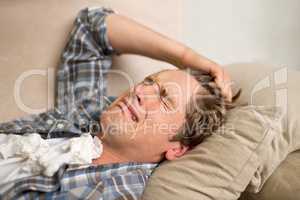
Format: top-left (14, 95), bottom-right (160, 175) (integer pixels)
top-left (142, 105), bottom-right (282, 200)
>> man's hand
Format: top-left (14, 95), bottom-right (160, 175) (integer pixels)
top-left (210, 65), bottom-right (233, 102)
top-left (180, 47), bottom-right (233, 101)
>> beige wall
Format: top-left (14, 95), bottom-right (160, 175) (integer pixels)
top-left (183, 0), bottom-right (300, 69)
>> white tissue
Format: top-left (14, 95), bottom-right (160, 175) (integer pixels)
top-left (0, 133), bottom-right (102, 177)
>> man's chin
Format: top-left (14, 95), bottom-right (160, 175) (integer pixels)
top-left (101, 109), bottom-right (134, 137)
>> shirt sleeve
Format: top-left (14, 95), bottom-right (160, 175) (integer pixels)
top-left (0, 108), bottom-right (82, 139)
top-left (55, 7), bottom-right (118, 126)
top-left (0, 7), bottom-right (118, 138)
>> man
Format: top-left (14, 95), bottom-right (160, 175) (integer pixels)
top-left (0, 7), bottom-right (233, 199)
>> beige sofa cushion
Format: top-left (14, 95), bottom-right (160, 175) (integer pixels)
top-left (240, 150), bottom-right (300, 200)
top-left (227, 64), bottom-right (300, 200)
top-left (226, 64), bottom-right (300, 193)
top-left (142, 105), bottom-right (282, 200)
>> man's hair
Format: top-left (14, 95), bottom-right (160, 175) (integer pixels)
top-left (171, 69), bottom-right (241, 148)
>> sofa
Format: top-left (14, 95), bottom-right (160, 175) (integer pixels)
top-left (0, 1), bottom-right (299, 199)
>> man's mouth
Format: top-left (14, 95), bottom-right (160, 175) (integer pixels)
top-left (118, 99), bottom-right (139, 122)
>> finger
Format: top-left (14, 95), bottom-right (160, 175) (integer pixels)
top-left (222, 78), bottom-right (233, 102)
top-left (216, 77), bottom-right (232, 102)
top-left (225, 85), bottom-right (233, 102)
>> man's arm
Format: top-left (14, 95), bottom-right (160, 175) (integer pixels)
top-left (55, 7), bottom-right (117, 126)
top-left (105, 14), bottom-right (213, 70)
top-left (105, 14), bottom-right (232, 101)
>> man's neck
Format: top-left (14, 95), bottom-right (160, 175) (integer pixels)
top-left (92, 135), bottom-right (130, 165)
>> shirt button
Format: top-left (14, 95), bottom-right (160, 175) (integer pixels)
top-left (56, 123), bottom-right (64, 129)
top-left (79, 119), bottom-right (86, 125)
top-left (46, 119), bottom-right (54, 125)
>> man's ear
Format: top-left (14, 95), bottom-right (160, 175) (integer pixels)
top-left (165, 145), bottom-right (189, 161)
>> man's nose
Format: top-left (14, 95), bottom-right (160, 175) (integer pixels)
top-left (133, 84), bottom-right (144, 106)
top-left (133, 83), bottom-right (159, 105)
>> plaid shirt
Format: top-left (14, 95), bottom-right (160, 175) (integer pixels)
top-left (0, 7), bottom-right (156, 200)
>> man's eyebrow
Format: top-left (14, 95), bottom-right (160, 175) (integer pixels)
top-left (147, 75), bottom-right (164, 93)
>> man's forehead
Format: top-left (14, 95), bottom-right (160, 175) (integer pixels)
top-left (155, 70), bottom-right (198, 88)
top-left (152, 69), bottom-right (200, 103)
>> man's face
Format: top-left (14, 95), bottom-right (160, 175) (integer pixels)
top-left (100, 69), bottom-right (199, 162)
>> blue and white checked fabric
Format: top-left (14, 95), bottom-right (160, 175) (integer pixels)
top-left (0, 7), bottom-right (157, 200)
